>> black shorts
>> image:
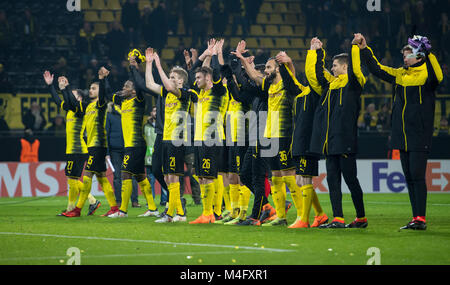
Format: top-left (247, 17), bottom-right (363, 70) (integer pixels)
top-left (162, 141), bottom-right (185, 175)
top-left (65, 153), bottom-right (88, 178)
top-left (228, 145), bottom-right (248, 175)
top-left (85, 147), bottom-right (107, 173)
top-left (121, 146), bottom-right (146, 175)
top-left (194, 143), bottom-right (219, 179)
top-left (294, 155), bottom-right (319, 177)
top-left (218, 144), bottom-right (229, 173)
top-left (264, 137), bottom-right (295, 171)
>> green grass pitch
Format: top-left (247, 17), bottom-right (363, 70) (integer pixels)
top-left (0, 193), bottom-right (449, 265)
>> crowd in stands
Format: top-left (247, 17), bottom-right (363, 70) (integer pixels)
top-left (0, 0), bottom-right (449, 136)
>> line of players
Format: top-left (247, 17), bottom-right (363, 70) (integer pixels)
top-left (44, 31), bottom-right (442, 230)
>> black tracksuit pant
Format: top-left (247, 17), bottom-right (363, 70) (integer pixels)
top-left (326, 154), bottom-right (366, 219)
top-left (152, 134), bottom-right (169, 196)
top-left (240, 145), bottom-right (269, 219)
top-left (400, 150), bottom-right (428, 218)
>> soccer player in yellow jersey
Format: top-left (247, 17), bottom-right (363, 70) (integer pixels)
top-left (144, 47), bottom-right (191, 223)
top-left (43, 72), bottom-right (101, 216)
top-left (91, 63), bottom-right (159, 218)
top-left (63, 71), bottom-right (118, 217)
top-left (189, 42), bottom-right (229, 224)
top-left (232, 41), bottom-right (306, 227)
top-left (274, 51), bottom-right (328, 228)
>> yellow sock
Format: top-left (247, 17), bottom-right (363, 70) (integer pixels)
top-left (139, 178), bottom-right (157, 211)
top-left (229, 183), bottom-right (240, 218)
top-left (283, 175), bottom-right (303, 217)
top-left (300, 184), bottom-right (314, 223)
top-left (223, 184), bottom-right (231, 212)
top-left (98, 177), bottom-right (116, 207)
top-left (200, 182), bottom-right (215, 216)
top-left (213, 177), bottom-right (224, 216)
top-left (311, 188), bottom-right (324, 216)
top-left (119, 179), bottom-right (132, 213)
top-left (238, 185), bottom-right (252, 219)
top-left (67, 179), bottom-right (79, 211)
top-left (271, 176), bottom-right (286, 219)
top-left (76, 176), bottom-right (92, 209)
top-left (167, 182), bottom-right (182, 217)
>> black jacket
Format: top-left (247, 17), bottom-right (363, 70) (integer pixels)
top-left (360, 46), bottom-right (443, 152)
top-left (305, 45), bottom-right (366, 155)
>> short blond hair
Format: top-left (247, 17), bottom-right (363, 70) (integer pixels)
top-left (170, 66), bottom-right (188, 86)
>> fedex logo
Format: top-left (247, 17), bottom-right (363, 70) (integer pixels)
top-left (372, 162), bottom-right (405, 192)
top-left (373, 162), bottom-right (450, 193)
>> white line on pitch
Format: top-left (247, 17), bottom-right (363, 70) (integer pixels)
top-left (0, 250), bottom-right (264, 262)
top-left (0, 232), bottom-right (295, 253)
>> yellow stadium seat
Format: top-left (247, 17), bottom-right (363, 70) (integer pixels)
top-left (94, 23), bottom-right (108, 35)
top-left (270, 14), bottom-right (284, 24)
top-left (273, 3), bottom-right (288, 13)
top-left (285, 14), bottom-right (299, 25)
top-left (161, 49), bottom-right (175, 60)
top-left (230, 37), bottom-right (241, 49)
top-left (167, 37), bottom-right (179, 48)
top-left (288, 50), bottom-right (302, 61)
top-left (91, 0), bottom-right (106, 10)
top-left (259, 2), bottom-right (272, 13)
top-left (100, 11), bottom-right (115, 22)
top-left (115, 11), bottom-right (121, 22)
top-left (181, 37), bottom-right (192, 48)
top-left (256, 13), bottom-right (269, 24)
top-left (107, 0), bottom-right (122, 10)
top-left (260, 38), bottom-right (275, 49)
top-left (139, 0), bottom-right (151, 10)
top-left (288, 2), bottom-right (301, 13)
top-left (81, 0), bottom-right (91, 10)
top-left (279, 25), bottom-right (294, 36)
top-left (265, 25), bottom-right (279, 35)
top-left (294, 25), bottom-right (306, 35)
top-left (246, 37), bottom-right (259, 49)
top-left (275, 38), bottom-right (291, 49)
top-left (290, 38), bottom-right (305, 49)
top-left (250, 25), bottom-right (265, 36)
top-left (84, 11), bottom-right (99, 22)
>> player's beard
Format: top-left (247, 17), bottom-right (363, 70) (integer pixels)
top-left (265, 71), bottom-right (277, 83)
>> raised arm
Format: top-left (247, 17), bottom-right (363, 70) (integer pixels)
top-left (348, 35), bottom-right (366, 88)
top-left (58, 76), bottom-right (81, 112)
top-left (145, 47), bottom-right (163, 95)
top-left (276, 52), bottom-right (306, 96)
top-left (98, 67), bottom-right (109, 107)
top-left (231, 40), bottom-right (264, 86)
top-left (43, 71), bottom-right (63, 107)
top-left (426, 52), bottom-right (444, 89)
top-left (153, 50), bottom-right (182, 98)
top-left (305, 37), bottom-right (332, 95)
top-left (356, 34), bottom-right (398, 84)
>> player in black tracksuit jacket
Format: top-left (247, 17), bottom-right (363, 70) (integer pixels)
top-left (357, 33), bottom-right (443, 230)
top-left (305, 37), bottom-right (367, 229)
top-left (220, 56), bottom-right (273, 225)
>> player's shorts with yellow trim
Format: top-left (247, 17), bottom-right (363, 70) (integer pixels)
top-left (162, 141), bottom-right (185, 176)
top-left (194, 143), bottom-right (219, 179)
top-left (65, 153), bottom-right (88, 178)
top-left (263, 137), bottom-right (295, 171)
top-left (294, 155), bottom-right (319, 177)
top-left (85, 147), bottom-right (107, 173)
top-left (121, 146), bottom-right (146, 175)
top-left (228, 145), bottom-right (248, 175)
